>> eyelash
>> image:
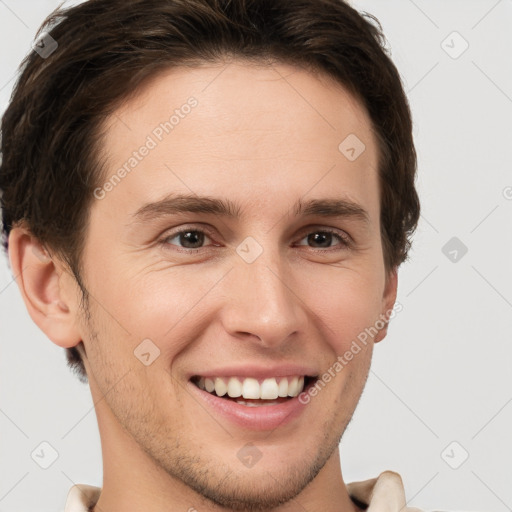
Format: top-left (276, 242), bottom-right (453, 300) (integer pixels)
top-left (158, 225), bottom-right (352, 254)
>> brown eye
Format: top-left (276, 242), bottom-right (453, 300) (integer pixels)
top-left (296, 230), bottom-right (350, 250)
top-left (162, 228), bottom-right (213, 251)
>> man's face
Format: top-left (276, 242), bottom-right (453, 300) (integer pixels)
top-left (74, 60), bottom-right (396, 508)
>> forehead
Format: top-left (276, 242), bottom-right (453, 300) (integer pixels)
top-left (101, 59), bottom-right (376, 156)
top-left (95, 59), bottom-right (379, 222)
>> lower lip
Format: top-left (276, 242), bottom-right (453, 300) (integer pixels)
top-left (187, 381), bottom-right (309, 431)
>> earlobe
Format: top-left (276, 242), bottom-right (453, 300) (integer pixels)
top-left (8, 226), bottom-right (83, 349)
top-left (374, 267), bottom-right (398, 344)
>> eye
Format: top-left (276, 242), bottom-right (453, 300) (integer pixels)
top-left (295, 229), bottom-right (351, 250)
top-left (161, 228), bottom-right (214, 252)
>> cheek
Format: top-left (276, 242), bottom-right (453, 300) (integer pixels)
top-left (304, 270), bottom-right (385, 348)
top-left (90, 265), bottom-right (222, 362)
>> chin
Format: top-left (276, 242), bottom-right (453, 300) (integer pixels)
top-left (182, 463), bottom-right (319, 511)
top-left (162, 431), bottom-right (341, 511)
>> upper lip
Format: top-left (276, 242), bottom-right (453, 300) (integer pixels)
top-left (188, 364), bottom-right (319, 380)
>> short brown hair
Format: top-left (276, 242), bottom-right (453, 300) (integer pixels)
top-left (0, 0), bottom-right (420, 383)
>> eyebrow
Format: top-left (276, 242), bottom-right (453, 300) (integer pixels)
top-left (130, 193), bottom-right (370, 225)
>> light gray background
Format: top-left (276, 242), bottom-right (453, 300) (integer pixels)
top-left (0, 1), bottom-right (511, 511)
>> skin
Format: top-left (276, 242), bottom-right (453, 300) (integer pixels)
top-left (9, 59), bottom-right (397, 512)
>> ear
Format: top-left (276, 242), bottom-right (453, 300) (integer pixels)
top-left (373, 267), bottom-right (398, 344)
top-left (8, 225), bottom-right (83, 349)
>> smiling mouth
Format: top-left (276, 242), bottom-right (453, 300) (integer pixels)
top-left (190, 375), bottom-right (318, 406)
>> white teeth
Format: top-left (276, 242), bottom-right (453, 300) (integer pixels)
top-left (205, 378), bottom-right (215, 393)
top-left (288, 376), bottom-right (305, 397)
top-left (288, 376), bottom-right (299, 397)
top-left (260, 378), bottom-right (279, 399)
top-left (227, 377), bottom-right (242, 397)
top-left (242, 378), bottom-right (260, 399)
top-left (214, 377), bottom-right (227, 397)
top-left (195, 375), bottom-right (307, 399)
top-left (278, 378), bottom-right (288, 397)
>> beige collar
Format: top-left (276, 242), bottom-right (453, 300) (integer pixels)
top-left (347, 470), bottom-right (425, 511)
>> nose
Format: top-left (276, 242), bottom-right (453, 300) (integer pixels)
top-left (220, 246), bottom-right (308, 348)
